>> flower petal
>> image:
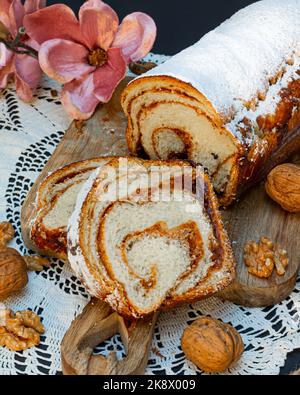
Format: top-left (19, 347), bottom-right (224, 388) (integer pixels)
top-left (9, 0), bottom-right (24, 35)
top-left (93, 47), bottom-right (126, 102)
top-left (24, 0), bottom-right (46, 14)
top-left (14, 46), bottom-right (42, 101)
top-left (0, 0), bottom-right (13, 31)
top-left (113, 12), bottom-right (156, 62)
top-left (0, 42), bottom-right (13, 67)
top-left (15, 75), bottom-right (33, 102)
top-left (23, 4), bottom-right (84, 45)
top-left (39, 39), bottom-right (94, 84)
top-left (79, 0), bottom-right (118, 50)
top-left (61, 73), bottom-right (99, 120)
top-left (0, 52), bottom-right (13, 88)
top-left (0, 67), bottom-right (13, 88)
top-left (0, 30), bottom-right (14, 86)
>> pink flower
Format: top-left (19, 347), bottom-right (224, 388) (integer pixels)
top-left (0, 0), bottom-right (45, 102)
top-left (24, 0), bottom-right (156, 119)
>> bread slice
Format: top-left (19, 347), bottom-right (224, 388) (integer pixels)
top-left (68, 157), bottom-right (235, 318)
top-left (30, 158), bottom-right (110, 259)
top-left (121, 0), bottom-right (300, 206)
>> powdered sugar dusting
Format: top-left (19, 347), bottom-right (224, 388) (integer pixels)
top-left (227, 53), bottom-right (300, 145)
top-left (143, 0), bottom-right (300, 140)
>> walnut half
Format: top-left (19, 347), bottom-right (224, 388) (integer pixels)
top-left (0, 222), bottom-right (15, 247)
top-left (0, 309), bottom-right (45, 351)
top-left (244, 237), bottom-right (289, 279)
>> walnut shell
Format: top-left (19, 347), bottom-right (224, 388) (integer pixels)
top-left (265, 164), bottom-right (300, 213)
top-left (181, 317), bottom-right (244, 373)
top-left (0, 247), bottom-right (28, 300)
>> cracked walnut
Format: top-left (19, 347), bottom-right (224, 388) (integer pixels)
top-left (0, 309), bottom-right (45, 351)
top-left (244, 237), bottom-right (289, 279)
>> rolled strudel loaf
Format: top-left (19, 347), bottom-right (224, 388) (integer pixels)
top-left (122, 0), bottom-right (300, 206)
top-left (68, 158), bottom-right (235, 318)
top-left (30, 158), bottom-right (110, 259)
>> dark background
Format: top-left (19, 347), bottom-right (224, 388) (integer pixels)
top-left (46, 0), bottom-right (300, 375)
top-left (47, 0), bottom-right (257, 55)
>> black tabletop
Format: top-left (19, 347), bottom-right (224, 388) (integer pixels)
top-left (46, 0), bottom-right (300, 375)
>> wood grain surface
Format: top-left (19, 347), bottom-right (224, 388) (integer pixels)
top-left (219, 183), bottom-right (300, 306)
top-left (21, 76), bottom-right (300, 309)
top-left (61, 298), bottom-right (158, 375)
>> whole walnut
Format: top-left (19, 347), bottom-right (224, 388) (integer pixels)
top-left (0, 247), bottom-right (28, 300)
top-left (0, 221), bottom-right (50, 300)
top-left (265, 164), bottom-right (300, 213)
top-left (181, 317), bottom-right (244, 373)
top-left (0, 222), bottom-right (28, 299)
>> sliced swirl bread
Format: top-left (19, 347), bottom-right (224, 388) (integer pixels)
top-left (30, 158), bottom-right (110, 259)
top-left (68, 157), bottom-right (235, 318)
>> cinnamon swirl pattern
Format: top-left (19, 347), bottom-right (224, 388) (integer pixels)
top-left (67, 158), bottom-right (234, 318)
top-left (30, 158), bottom-right (110, 259)
top-left (122, 0), bottom-right (300, 206)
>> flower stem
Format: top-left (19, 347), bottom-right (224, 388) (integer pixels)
top-left (0, 27), bottom-right (38, 59)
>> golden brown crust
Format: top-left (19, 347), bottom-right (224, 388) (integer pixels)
top-left (30, 224), bottom-right (67, 260)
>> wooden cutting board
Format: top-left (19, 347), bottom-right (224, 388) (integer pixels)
top-left (21, 77), bottom-right (300, 308)
top-left (60, 298), bottom-right (158, 375)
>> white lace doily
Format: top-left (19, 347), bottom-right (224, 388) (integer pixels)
top-left (0, 53), bottom-right (299, 375)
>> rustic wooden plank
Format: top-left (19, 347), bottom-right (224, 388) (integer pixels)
top-left (61, 298), bottom-right (158, 375)
top-left (219, 183), bottom-right (300, 306)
